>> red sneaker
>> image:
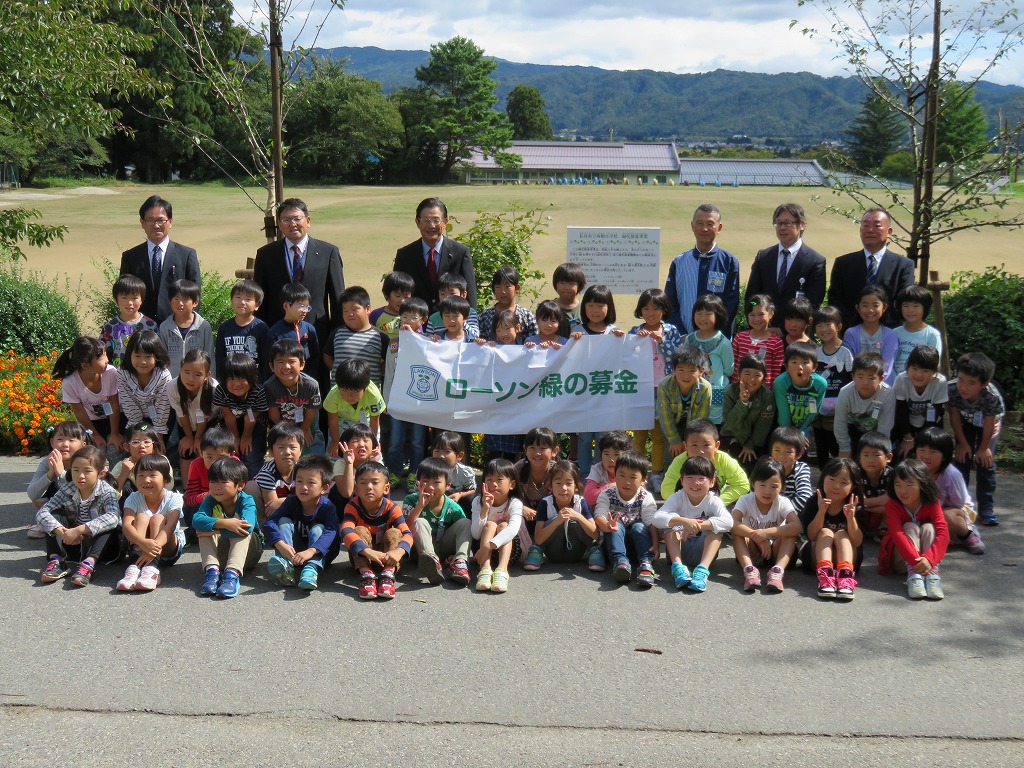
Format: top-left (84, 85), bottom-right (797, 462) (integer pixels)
top-left (358, 571), bottom-right (377, 600)
top-left (377, 571), bottom-right (396, 599)
top-left (447, 558), bottom-right (471, 586)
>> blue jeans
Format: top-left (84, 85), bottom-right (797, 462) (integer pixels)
top-left (954, 426), bottom-right (998, 513)
top-left (604, 520), bottom-right (654, 568)
top-left (276, 517), bottom-right (326, 570)
top-left (386, 419), bottom-right (426, 476)
top-left (578, 432), bottom-right (601, 478)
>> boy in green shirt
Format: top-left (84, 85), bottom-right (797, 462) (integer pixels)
top-left (402, 457), bottom-right (472, 586)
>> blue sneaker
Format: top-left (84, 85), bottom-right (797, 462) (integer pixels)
top-left (200, 567), bottom-right (220, 596)
top-left (268, 555), bottom-right (297, 586)
top-left (688, 564), bottom-right (710, 592)
top-left (297, 564), bottom-right (319, 591)
top-left (216, 569), bottom-right (240, 599)
top-left (587, 545), bottom-right (607, 573)
top-left (671, 562), bottom-right (692, 589)
top-left (978, 510), bottom-right (999, 526)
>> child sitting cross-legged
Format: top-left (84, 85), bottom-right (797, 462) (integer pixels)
top-left (526, 460), bottom-right (598, 571)
top-left (731, 457), bottom-right (802, 593)
top-left (660, 419), bottom-right (750, 505)
top-left (117, 454), bottom-right (186, 592)
top-left (593, 451), bottom-right (659, 588)
top-left (403, 457), bottom-right (473, 587)
top-left (720, 352), bottom-right (777, 473)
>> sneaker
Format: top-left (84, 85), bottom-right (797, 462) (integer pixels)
top-left (359, 571), bottom-right (378, 599)
top-left (41, 558), bottom-right (68, 583)
top-left (135, 565), bottom-right (161, 591)
top-left (523, 545), bottom-right (544, 571)
top-left (69, 561), bottom-right (94, 587)
top-left (635, 560), bottom-right (655, 588)
top-left (836, 567), bottom-right (856, 600)
top-left (448, 558), bottom-right (470, 586)
top-left (406, 476), bottom-right (418, 494)
top-left (200, 567), bottom-right (221, 596)
top-left (962, 526), bottom-right (986, 555)
top-left (613, 560), bottom-right (632, 583)
top-left (978, 511), bottom-right (999, 527)
top-left (389, 472), bottom-right (403, 488)
top-left (587, 545), bottom-right (607, 573)
top-left (765, 566), bottom-right (785, 593)
top-left (476, 565), bottom-right (493, 592)
top-left (924, 573), bottom-right (944, 600)
top-left (27, 523), bottom-right (47, 539)
top-left (648, 473), bottom-right (664, 495)
top-left (907, 573), bottom-right (928, 599)
top-left (216, 569), bottom-right (240, 599)
top-left (491, 568), bottom-right (509, 593)
top-left (742, 565), bottom-right (761, 592)
top-left (671, 561), bottom-right (692, 589)
top-left (377, 571), bottom-right (396, 599)
top-left (297, 564), bottom-right (319, 591)
top-left (418, 553), bottom-right (444, 584)
top-left (688, 564), bottom-right (710, 593)
top-left (117, 564), bottom-right (141, 591)
top-left (267, 555), bottom-right (297, 586)
top-left (816, 565), bottom-right (837, 599)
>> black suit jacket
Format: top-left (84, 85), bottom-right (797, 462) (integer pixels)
top-left (253, 237), bottom-right (345, 339)
top-left (120, 241), bottom-right (201, 324)
top-left (744, 242), bottom-right (827, 326)
top-left (393, 237), bottom-right (477, 313)
top-left (827, 248), bottom-right (916, 329)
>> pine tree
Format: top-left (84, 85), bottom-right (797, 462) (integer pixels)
top-left (843, 89), bottom-right (905, 171)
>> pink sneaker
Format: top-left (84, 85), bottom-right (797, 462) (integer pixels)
top-left (836, 567), bottom-right (857, 600)
top-left (765, 566), bottom-right (785, 593)
top-left (816, 565), bottom-right (837, 598)
top-left (742, 565), bottom-right (761, 592)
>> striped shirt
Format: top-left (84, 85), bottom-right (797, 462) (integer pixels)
top-left (36, 480), bottom-right (120, 536)
top-left (341, 496), bottom-right (413, 556)
top-left (731, 331), bottom-right (784, 386)
top-left (327, 326), bottom-right (389, 387)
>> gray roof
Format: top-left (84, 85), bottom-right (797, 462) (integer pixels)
top-left (468, 141), bottom-right (680, 172)
top-left (678, 158), bottom-right (828, 186)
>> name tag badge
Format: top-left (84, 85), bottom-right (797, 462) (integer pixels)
top-left (972, 411), bottom-right (984, 427)
top-left (293, 406), bottom-right (304, 424)
top-left (807, 400), bottom-right (817, 414)
top-left (101, 401), bottom-right (114, 417)
top-left (926, 407), bottom-right (936, 423)
top-left (195, 410), bottom-right (206, 424)
top-left (246, 408), bottom-right (255, 423)
top-left (871, 407), bottom-right (881, 420)
top-left (756, 347), bottom-right (766, 360)
top-left (708, 271), bottom-right (727, 291)
top-left (147, 405), bottom-right (159, 421)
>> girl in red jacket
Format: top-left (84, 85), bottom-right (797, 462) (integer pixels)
top-left (882, 459), bottom-right (949, 600)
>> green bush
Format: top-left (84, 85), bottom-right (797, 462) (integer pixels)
top-left (0, 266), bottom-right (80, 355)
top-left (944, 265), bottom-right (1024, 411)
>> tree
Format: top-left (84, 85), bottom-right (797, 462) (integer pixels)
top-left (506, 85), bottom-right (554, 140)
top-left (936, 82), bottom-right (989, 165)
top-left (844, 88), bottom-right (906, 170)
top-left (414, 36), bottom-right (515, 180)
top-left (796, 0), bottom-right (1024, 280)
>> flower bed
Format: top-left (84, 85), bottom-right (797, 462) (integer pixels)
top-left (0, 351), bottom-right (73, 454)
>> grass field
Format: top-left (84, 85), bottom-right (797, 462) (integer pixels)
top-left (2, 181), bottom-right (1021, 323)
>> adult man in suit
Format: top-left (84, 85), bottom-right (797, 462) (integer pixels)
top-left (744, 202), bottom-right (826, 327)
top-left (119, 196), bottom-right (201, 324)
top-left (253, 198), bottom-right (345, 341)
top-left (393, 197), bottom-right (477, 313)
top-left (828, 207), bottom-right (916, 328)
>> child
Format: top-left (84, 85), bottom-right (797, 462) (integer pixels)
top-left (324, 286), bottom-right (391, 390)
top-left (472, 458), bottom-right (530, 593)
top-left (54, 336), bottom-right (123, 453)
top-left (158, 279), bottom-right (213, 378)
top-left (593, 451), bottom-right (658, 587)
top-left (263, 338), bottom-right (322, 451)
top-left (434, 295), bottom-right (476, 342)
top-left (685, 293), bottom-right (734, 425)
top-left (854, 431), bottom-right (893, 538)
top-left (769, 426), bottom-right (813, 520)
top-left (780, 297), bottom-right (814, 348)
top-left (403, 457), bottom-right (473, 586)
top-left (914, 427), bottom-right (986, 555)
top-left (834, 352), bottom-right (895, 458)
top-left (842, 285), bottom-right (898, 384)
top-left (216, 279), bottom-right (270, 380)
top-left (731, 457), bottom-right (801, 593)
top-left (330, 423), bottom-right (383, 509)
top-left (183, 427), bottom-right (236, 535)
top-left (101, 274), bottom-right (158, 367)
top-left (551, 261), bottom-right (586, 326)
top-left (117, 454), bottom-right (186, 592)
top-left (253, 422), bottom-right (304, 519)
top-left (169, 348), bottom-right (218, 484)
top-left (424, 272), bottom-right (480, 339)
top-left (384, 297), bottom-right (429, 490)
top-left (731, 295), bottom-right (784, 386)
top-left (481, 309), bottom-right (524, 461)
top-left (893, 344), bottom-right (948, 458)
top-left (370, 270), bottom-right (415, 340)
top-left (27, 421), bottom-right (88, 538)
top-left (479, 265), bottom-right (538, 344)
top-left (772, 341), bottom-right (827, 434)
top-left (582, 430), bottom-right (632, 508)
top-left (657, 346), bottom-right (712, 463)
top-left (112, 421), bottom-right (160, 496)
top-left (528, 460), bottom-right (598, 569)
top-left (323, 359), bottom-right (386, 457)
top-left (880, 459), bottom-right (949, 600)
top-left (341, 461), bottom-right (413, 600)
top-left (630, 288), bottom-right (684, 479)
top-left (266, 282), bottom-right (320, 380)
top-left (947, 352), bottom-right (1003, 527)
top-left (802, 457), bottom-right (863, 600)
top-left (117, 329), bottom-right (173, 436)
top-left (36, 445), bottom-right (121, 587)
top-left (514, 427), bottom-right (561, 521)
top-left (264, 454), bottom-right (340, 591)
top-left (811, 306), bottom-right (854, 469)
top-left (720, 353), bottom-right (777, 472)
top-left (213, 353), bottom-right (269, 477)
top-left (661, 419), bottom-right (750, 505)
top-left (653, 455), bottom-right (733, 593)
top-left (893, 284), bottom-right (942, 375)
top-left (526, 300), bottom-right (570, 346)
top-left (432, 431), bottom-right (476, 513)
top-left (191, 456), bottom-right (263, 599)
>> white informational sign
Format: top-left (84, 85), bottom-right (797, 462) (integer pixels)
top-left (387, 332), bottom-right (656, 433)
top-left (566, 227), bottom-right (660, 293)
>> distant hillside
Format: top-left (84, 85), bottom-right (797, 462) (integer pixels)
top-left (314, 45), bottom-right (1024, 144)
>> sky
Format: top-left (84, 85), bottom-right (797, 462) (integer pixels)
top-left (261, 0), bottom-right (1024, 86)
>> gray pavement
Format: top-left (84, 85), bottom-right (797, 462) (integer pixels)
top-left (1, 454), bottom-right (1022, 766)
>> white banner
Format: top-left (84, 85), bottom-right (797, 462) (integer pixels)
top-left (388, 332), bottom-right (656, 433)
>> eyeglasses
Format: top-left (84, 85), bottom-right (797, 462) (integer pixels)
top-left (143, 218), bottom-right (169, 226)
top-left (773, 220), bottom-right (800, 228)
top-left (280, 216), bottom-right (307, 224)
top-left (418, 218), bottom-right (446, 226)
top-left (130, 439), bottom-right (155, 447)
top-left (287, 303), bottom-right (312, 312)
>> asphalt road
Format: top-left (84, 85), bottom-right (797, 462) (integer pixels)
top-left (1, 455), bottom-right (1021, 767)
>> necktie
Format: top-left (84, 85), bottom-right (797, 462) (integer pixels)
top-left (777, 248), bottom-right (791, 286)
top-left (291, 244), bottom-right (304, 283)
top-left (866, 254), bottom-right (877, 284)
top-left (427, 247), bottom-right (438, 286)
top-left (151, 245), bottom-right (163, 288)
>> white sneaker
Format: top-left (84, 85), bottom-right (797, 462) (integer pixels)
top-left (135, 565), bottom-right (161, 591)
top-left (26, 523), bottom-right (47, 539)
top-left (117, 564), bottom-right (141, 591)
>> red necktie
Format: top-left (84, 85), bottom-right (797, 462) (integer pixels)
top-left (427, 247), bottom-right (437, 286)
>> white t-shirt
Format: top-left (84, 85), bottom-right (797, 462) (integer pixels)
top-left (653, 490), bottom-right (733, 534)
top-left (61, 366), bottom-right (119, 421)
top-left (123, 489), bottom-right (184, 532)
top-left (893, 371), bottom-right (948, 429)
top-left (733, 492), bottom-right (795, 530)
top-left (168, 377), bottom-right (219, 429)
